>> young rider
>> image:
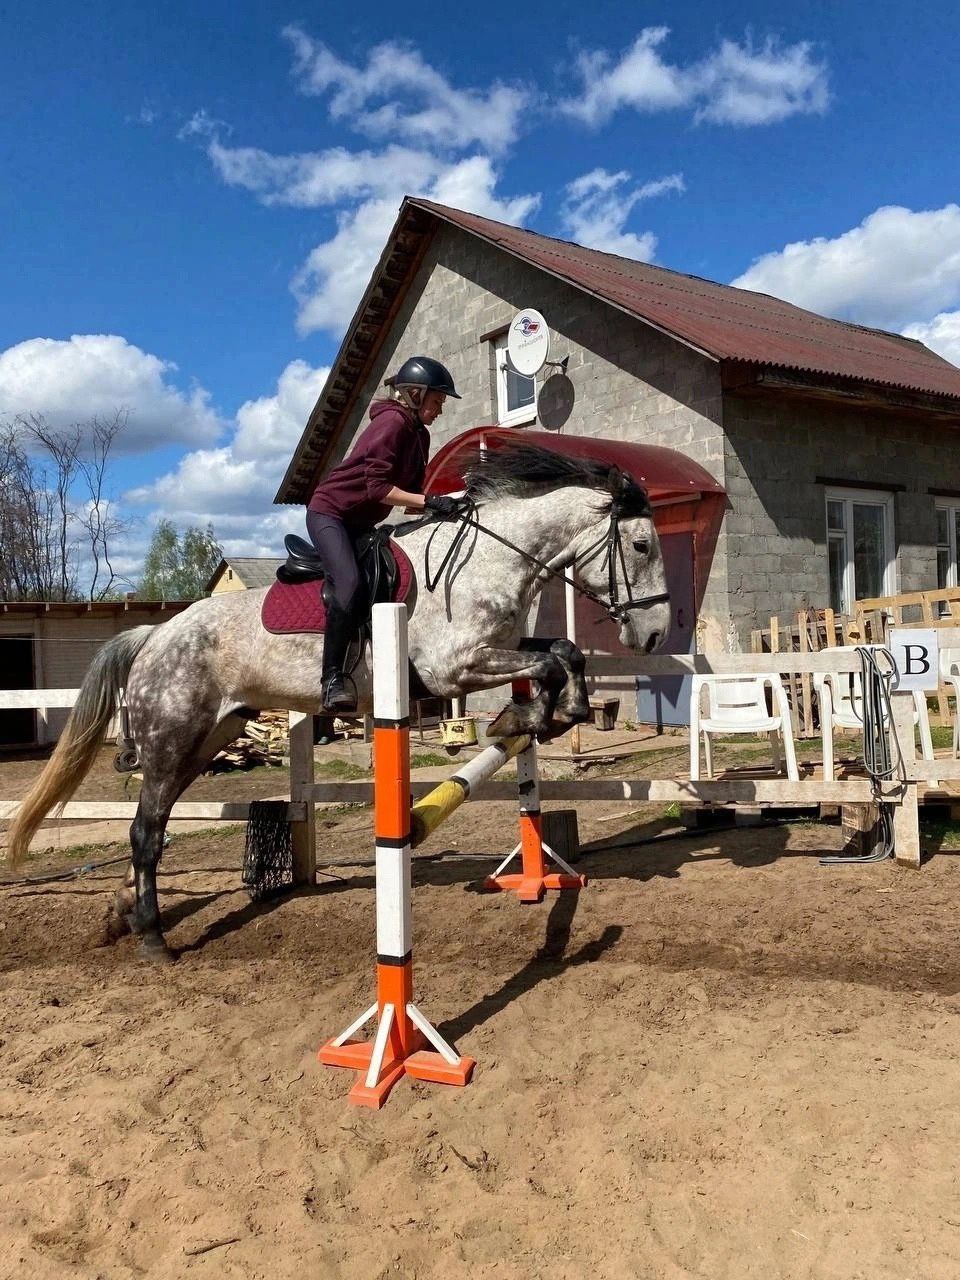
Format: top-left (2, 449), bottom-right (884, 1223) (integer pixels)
top-left (306, 355), bottom-right (463, 713)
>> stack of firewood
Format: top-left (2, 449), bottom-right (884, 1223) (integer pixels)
top-left (210, 710), bottom-right (289, 770)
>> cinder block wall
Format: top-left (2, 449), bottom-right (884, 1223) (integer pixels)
top-left (328, 223), bottom-right (734, 651)
top-left (723, 396), bottom-right (957, 642)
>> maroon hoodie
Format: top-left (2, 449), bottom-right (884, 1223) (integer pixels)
top-left (308, 400), bottom-right (431, 532)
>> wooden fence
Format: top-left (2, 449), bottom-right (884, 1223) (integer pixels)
top-left (7, 636), bottom-right (960, 878)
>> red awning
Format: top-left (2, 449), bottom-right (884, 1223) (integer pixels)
top-left (424, 427), bottom-right (726, 542)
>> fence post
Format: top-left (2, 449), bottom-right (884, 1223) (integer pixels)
top-left (890, 691), bottom-right (921, 868)
top-left (288, 711), bottom-right (316, 885)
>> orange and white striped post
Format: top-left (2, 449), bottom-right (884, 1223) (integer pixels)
top-left (484, 678), bottom-right (588, 902)
top-left (319, 603), bottom-right (475, 1109)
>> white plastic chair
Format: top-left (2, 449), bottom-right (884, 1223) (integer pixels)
top-left (939, 646), bottom-right (960, 758)
top-left (689, 674), bottom-right (799, 782)
top-left (814, 649), bottom-right (935, 779)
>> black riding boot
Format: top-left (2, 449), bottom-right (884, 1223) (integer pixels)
top-left (321, 600), bottom-right (359, 713)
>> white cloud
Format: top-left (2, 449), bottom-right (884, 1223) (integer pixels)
top-left (902, 312), bottom-right (960, 368)
top-left (232, 358), bottom-right (330, 460)
top-left (732, 204), bottom-right (960, 330)
top-left (561, 168), bottom-right (683, 259)
top-left (561, 27), bottom-right (828, 128)
top-left (282, 26), bottom-right (530, 153)
top-left (293, 156), bottom-right (540, 335)
top-left (126, 359), bottom-right (330, 557)
top-left (207, 139), bottom-right (442, 208)
top-left (0, 334), bottom-right (223, 452)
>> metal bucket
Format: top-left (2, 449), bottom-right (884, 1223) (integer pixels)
top-left (440, 715), bottom-right (478, 755)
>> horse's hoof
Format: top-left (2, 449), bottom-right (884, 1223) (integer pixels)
top-left (136, 934), bottom-right (176, 965)
top-left (487, 707), bottom-right (533, 739)
top-left (98, 907), bottom-right (132, 946)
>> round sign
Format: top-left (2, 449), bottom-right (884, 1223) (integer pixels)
top-left (507, 309), bottom-right (550, 377)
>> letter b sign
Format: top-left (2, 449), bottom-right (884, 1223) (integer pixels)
top-left (889, 629), bottom-right (939, 691)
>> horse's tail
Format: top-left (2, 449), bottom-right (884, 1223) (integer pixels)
top-left (6, 626), bottom-right (154, 867)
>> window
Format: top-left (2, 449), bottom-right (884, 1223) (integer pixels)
top-left (936, 503), bottom-right (960, 591)
top-left (494, 334), bottom-right (537, 426)
top-left (825, 487), bottom-right (895, 615)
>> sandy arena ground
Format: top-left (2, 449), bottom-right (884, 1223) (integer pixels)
top-left (2, 743), bottom-right (960, 1278)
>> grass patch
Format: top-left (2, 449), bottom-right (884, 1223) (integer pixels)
top-left (315, 758), bottom-right (372, 781)
top-left (920, 817), bottom-right (960, 850)
top-left (410, 752), bottom-right (453, 769)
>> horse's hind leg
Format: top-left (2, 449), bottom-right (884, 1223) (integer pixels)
top-left (126, 784), bottom-right (181, 962)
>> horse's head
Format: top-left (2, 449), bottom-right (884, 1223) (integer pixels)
top-left (577, 469), bottom-right (671, 654)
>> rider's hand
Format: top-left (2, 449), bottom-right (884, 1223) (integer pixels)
top-left (424, 494), bottom-right (464, 520)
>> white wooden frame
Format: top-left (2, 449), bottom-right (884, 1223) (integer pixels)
top-left (825, 486), bottom-right (896, 613)
top-left (494, 334), bottom-right (537, 427)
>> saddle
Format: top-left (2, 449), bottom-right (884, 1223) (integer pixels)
top-left (261, 528), bottom-right (414, 635)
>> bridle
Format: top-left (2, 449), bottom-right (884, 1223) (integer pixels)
top-left (416, 488), bottom-right (671, 625)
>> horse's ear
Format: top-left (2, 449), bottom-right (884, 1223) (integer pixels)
top-left (607, 467), bottom-right (630, 499)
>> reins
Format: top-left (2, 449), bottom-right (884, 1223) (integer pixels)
top-left (401, 494), bottom-right (670, 624)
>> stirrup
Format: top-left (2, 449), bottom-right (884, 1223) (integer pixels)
top-left (322, 673), bottom-right (357, 713)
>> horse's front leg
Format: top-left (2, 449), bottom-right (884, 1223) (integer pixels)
top-left (455, 645), bottom-right (569, 741)
top-left (518, 638), bottom-right (589, 738)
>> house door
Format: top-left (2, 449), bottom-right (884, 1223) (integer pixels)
top-left (635, 532), bottom-right (696, 728)
top-left (0, 636), bottom-right (36, 748)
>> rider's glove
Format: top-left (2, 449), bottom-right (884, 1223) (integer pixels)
top-left (424, 494), bottom-right (464, 520)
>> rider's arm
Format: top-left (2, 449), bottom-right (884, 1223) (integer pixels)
top-left (382, 486), bottom-right (426, 509)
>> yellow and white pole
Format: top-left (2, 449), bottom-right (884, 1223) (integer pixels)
top-left (319, 603), bottom-right (475, 1108)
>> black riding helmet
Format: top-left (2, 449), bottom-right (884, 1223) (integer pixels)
top-left (387, 355), bottom-right (461, 399)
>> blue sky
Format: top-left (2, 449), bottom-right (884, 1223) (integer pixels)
top-left (3, 0), bottom-right (960, 582)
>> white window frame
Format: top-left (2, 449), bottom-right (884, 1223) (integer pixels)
top-left (825, 486), bottom-right (896, 615)
top-left (936, 502), bottom-right (960, 591)
top-left (494, 334), bottom-right (537, 427)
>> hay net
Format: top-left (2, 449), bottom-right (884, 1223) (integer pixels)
top-left (242, 800), bottom-right (293, 899)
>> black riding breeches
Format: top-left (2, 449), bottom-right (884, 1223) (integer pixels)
top-left (305, 511), bottom-right (362, 612)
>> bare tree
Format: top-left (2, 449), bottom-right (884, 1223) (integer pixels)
top-left (0, 411), bottom-right (130, 602)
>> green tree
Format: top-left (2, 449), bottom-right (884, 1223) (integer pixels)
top-left (137, 519), bottom-right (223, 600)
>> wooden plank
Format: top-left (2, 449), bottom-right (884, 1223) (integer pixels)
top-left (0, 801), bottom-right (307, 821)
top-left (901, 757), bottom-right (960, 781)
top-left (288, 711), bottom-right (316, 886)
top-left (798, 610), bottom-right (814, 738)
top-left (823, 608), bottom-right (837, 648)
top-left (891, 693), bottom-right (921, 868)
top-left (0, 689), bottom-right (80, 709)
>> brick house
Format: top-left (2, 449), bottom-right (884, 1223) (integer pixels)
top-left (276, 197), bottom-right (960, 656)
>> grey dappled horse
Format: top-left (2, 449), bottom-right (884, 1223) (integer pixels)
top-left (8, 443), bottom-right (670, 960)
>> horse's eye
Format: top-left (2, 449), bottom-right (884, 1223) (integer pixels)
top-left (632, 540), bottom-right (649, 554)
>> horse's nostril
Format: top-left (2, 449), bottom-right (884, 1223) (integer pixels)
top-left (644, 632), bottom-right (660, 654)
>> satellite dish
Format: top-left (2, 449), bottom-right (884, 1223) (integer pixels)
top-left (507, 309), bottom-right (550, 377)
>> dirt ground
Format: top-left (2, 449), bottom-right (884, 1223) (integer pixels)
top-left (2, 753), bottom-right (960, 1280)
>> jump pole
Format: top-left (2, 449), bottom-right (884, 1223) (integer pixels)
top-left (483, 678), bottom-right (587, 902)
top-left (319, 603), bottom-right (475, 1109)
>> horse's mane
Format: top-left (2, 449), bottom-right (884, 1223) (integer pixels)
top-left (462, 440), bottom-right (652, 518)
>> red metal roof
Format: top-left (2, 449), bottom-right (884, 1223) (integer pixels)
top-left (424, 428), bottom-right (726, 546)
top-left (412, 199), bottom-right (960, 401)
top-left (426, 428), bottom-right (723, 500)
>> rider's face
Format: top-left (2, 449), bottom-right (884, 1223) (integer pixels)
top-left (419, 390), bottom-right (446, 424)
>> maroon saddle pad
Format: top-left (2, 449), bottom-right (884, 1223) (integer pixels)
top-left (260, 539), bottom-right (414, 634)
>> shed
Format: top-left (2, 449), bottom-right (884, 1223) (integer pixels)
top-left (0, 600), bottom-right (193, 748)
top-left (208, 557), bottom-right (285, 595)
